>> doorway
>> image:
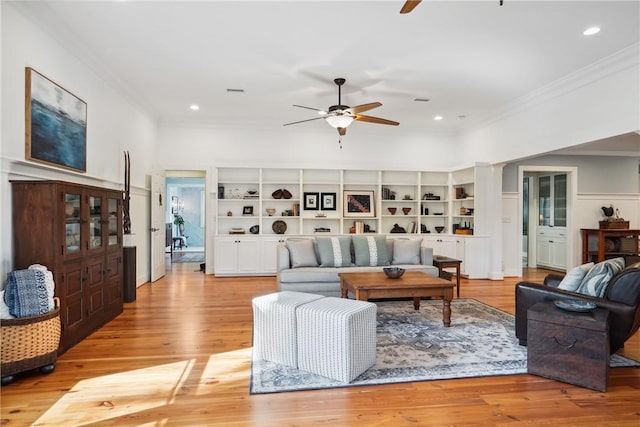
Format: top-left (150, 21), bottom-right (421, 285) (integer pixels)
top-left (166, 172), bottom-right (206, 265)
top-left (518, 166), bottom-right (577, 274)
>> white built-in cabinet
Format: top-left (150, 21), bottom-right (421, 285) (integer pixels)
top-left (213, 165), bottom-right (491, 277)
top-left (535, 173), bottom-right (567, 271)
top-left (536, 228), bottom-right (567, 271)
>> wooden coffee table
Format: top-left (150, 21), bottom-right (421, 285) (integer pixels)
top-left (339, 271), bottom-right (456, 327)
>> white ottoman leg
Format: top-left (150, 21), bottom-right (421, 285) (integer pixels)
top-left (296, 297), bottom-right (377, 383)
top-left (252, 291), bottom-right (324, 368)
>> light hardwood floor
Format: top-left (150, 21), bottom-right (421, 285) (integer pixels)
top-left (1, 263), bottom-right (639, 426)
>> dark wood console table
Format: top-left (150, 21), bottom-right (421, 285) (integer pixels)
top-left (580, 228), bottom-right (640, 263)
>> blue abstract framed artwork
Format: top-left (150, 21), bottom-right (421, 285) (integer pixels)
top-left (25, 67), bottom-right (87, 172)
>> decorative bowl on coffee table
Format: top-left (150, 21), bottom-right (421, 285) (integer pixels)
top-left (383, 267), bottom-right (405, 279)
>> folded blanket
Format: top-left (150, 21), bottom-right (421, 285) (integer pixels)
top-left (0, 290), bottom-right (15, 319)
top-left (4, 269), bottom-right (50, 318)
top-left (29, 264), bottom-right (55, 311)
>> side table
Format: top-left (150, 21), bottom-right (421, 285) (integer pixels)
top-left (432, 256), bottom-right (462, 298)
top-left (527, 301), bottom-right (610, 392)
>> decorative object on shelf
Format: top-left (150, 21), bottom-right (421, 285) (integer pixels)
top-left (303, 192), bottom-right (319, 210)
top-left (272, 188), bottom-right (292, 199)
top-left (390, 223), bottom-right (406, 233)
top-left (25, 67), bottom-right (87, 172)
top-left (321, 192), bottom-right (336, 210)
top-left (243, 206), bottom-right (254, 215)
top-left (123, 150), bottom-right (131, 234)
top-left (244, 190), bottom-right (259, 199)
top-left (344, 190), bottom-right (375, 218)
top-left (266, 208), bottom-right (276, 216)
top-left (249, 225), bottom-right (260, 234)
top-left (435, 226), bottom-right (445, 233)
top-left (315, 213), bottom-right (326, 218)
top-left (387, 207), bottom-right (397, 215)
top-left (420, 224), bottom-right (429, 233)
top-left (272, 220), bottom-right (287, 234)
top-left (403, 195), bottom-right (412, 200)
top-left (229, 228), bottom-right (245, 234)
top-left (455, 187), bottom-right (466, 199)
top-left (218, 185), bottom-right (224, 199)
top-left (383, 267), bottom-right (405, 279)
top-left (315, 227), bottom-right (331, 233)
top-left (382, 187), bottom-right (396, 200)
top-left (402, 207), bottom-right (412, 215)
top-left (227, 211), bottom-right (233, 216)
top-left (466, 208), bottom-right (474, 215)
top-left (423, 193), bottom-right (440, 200)
top-left (459, 207), bottom-right (466, 215)
top-left (599, 204), bottom-right (629, 229)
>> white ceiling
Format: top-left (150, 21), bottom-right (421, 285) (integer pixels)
top-left (12, 0), bottom-right (640, 153)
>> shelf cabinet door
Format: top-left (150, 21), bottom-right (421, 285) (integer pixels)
top-left (214, 237), bottom-right (261, 275)
top-left (260, 237), bottom-right (286, 274)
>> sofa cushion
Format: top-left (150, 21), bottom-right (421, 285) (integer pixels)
top-left (286, 239), bottom-right (318, 268)
top-left (558, 262), bottom-right (594, 291)
top-left (576, 257), bottom-right (625, 297)
top-left (317, 236), bottom-right (353, 267)
top-left (352, 235), bottom-right (390, 266)
top-left (391, 239), bottom-right (421, 265)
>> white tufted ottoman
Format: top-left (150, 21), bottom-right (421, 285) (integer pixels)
top-left (296, 297), bottom-right (377, 383)
top-left (252, 291), bottom-right (325, 368)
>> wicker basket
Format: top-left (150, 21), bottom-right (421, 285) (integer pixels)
top-left (1, 297), bottom-right (61, 381)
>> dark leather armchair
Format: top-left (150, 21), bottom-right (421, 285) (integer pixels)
top-left (515, 256), bottom-right (640, 354)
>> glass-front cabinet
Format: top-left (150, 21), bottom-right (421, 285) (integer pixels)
top-left (107, 195), bottom-right (121, 250)
top-left (64, 192), bottom-right (82, 256)
top-left (538, 173), bottom-right (566, 227)
top-left (88, 193), bottom-right (103, 250)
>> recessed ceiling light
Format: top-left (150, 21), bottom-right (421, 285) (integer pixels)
top-left (189, 104), bottom-right (200, 111)
top-left (226, 88), bottom-right (245, 93)
top-left (414, 98), bottom-right (430, 102)
top-left (583, 26), bottom-right (600, 36)
top-left (434, 115), bottom-right (443, 121)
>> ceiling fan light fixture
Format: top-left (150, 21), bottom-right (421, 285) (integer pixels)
top-left (325, 115), bottom-right (354, 129)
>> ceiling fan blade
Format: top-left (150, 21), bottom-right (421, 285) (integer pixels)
top-left (293, 104), bottom-right (325, 112)
top-left (283, 117), bottom-right (324, 126)
top-left (400, 0), bottom-right (422, 14)
top-left (338, 127), bottom-right (347, 136)
top-left (347, 102), bottom-right (382, 115)
top-left (354, 115), bottom-right (400, 126)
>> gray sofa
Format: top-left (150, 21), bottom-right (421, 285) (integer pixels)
top-left (277, 236), bottom-right (439, 297)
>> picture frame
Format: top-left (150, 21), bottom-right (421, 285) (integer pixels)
top-left (321, 192), bottom-right (336, 211)
top-left (243, 206), bottom-right (254, 215)
top-left (171, 196), bottom-right (179, 214)
top-left (303, 192), bottom-right (319, 210)
top-left (25, 67), bottom-right (87, 172)
top-left (344, 190), bottom-right (375, 217)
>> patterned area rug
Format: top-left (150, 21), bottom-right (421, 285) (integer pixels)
top-left (171, 252), bottom-right (204, 263)
top-left (250, 298), bottom-right (639, 394)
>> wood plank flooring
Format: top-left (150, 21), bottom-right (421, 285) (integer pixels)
top-left (2, 264), bottom-right (639, 426)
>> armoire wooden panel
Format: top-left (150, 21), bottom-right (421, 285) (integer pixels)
top-left (11, 180), bottom-right (124, 353)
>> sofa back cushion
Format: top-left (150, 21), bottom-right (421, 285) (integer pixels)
top-left (286, 239), bottom-right (319, 268)
top-left (576, 257), bottom-right (625, 297)
top-left (352, 235), bottom-right (390, 266)
top-left (391, 238), bottom-right (422, 265)
top-left (316, 236), bottom-right (353, 267)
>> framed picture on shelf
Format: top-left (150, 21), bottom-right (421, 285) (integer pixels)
top-left (344, 190), bottom-right (375, 217)
top-left (303, 192), bottom-right (319, 210)
top-left (25, 67), bottom-right (87, 172)
top-left (321, 192), bottom-right (336, 210)
top-left (243, 206), bottom-right (254, 215)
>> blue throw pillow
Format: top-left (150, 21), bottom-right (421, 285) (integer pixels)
top-left (558, 262), bottom-right (594, 291)
top-left (575, 257), bottom-right (625, 297)
top-left (352, 235), bottom-right (390, 266)
top-left (316, 236), bottom-right (353, 267)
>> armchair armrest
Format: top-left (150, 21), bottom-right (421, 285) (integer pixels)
top-left (276, 244), bottom-right (291, 273)
top-left (543, 274), bottom-right (564, 287)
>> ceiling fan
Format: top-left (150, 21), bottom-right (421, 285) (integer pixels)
top-left (400, 0), bottom-right (503, 14)
top-left (283, 78), bottom-right (399, 136)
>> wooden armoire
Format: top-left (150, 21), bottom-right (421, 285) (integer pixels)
top-left (11, 180), bottom-right (124, 353)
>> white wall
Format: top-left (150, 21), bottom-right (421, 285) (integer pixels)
top-left (457, 45), bottom-right (640, 166)
top-left (1, 3), bottom-right (157, 285)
